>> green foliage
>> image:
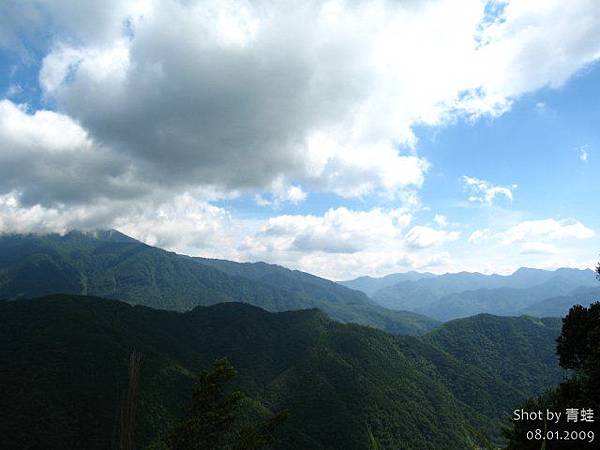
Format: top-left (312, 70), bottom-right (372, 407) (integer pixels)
top-left (169, 358), bottom-right (243, 450)
top-left (464, 424), bottom-right (498, 450)
top-left (426, 314), bottom-right (564, 396)
top-left (1, 294), bottom-right (565, 449)
top-left (167, 358), bottom-right (286, 450)
top-left (557, 303), bottom-right (600, 377)
top-left (503, 302), bottom-right (600, 449)
top-left (367, 427), bottom-right (382, 450)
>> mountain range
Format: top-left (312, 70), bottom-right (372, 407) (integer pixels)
top-left (342, 267), bottom-right (598, 321)
top-left (0, 231), bottom-right (437, 335)
top-left (1, 294), bottom-right (564, 450)
top-left (338, 271), bottom-right (436, 297)
top-left (2, 229), bottom-right (592, 448)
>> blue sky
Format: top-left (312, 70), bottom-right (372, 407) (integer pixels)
top-left (422, 67), bottom-right (600, 226)
top-left (0, 0), bottom-right (599, 279)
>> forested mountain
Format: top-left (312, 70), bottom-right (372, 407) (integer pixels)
top-left (338, 271), bottom-right (435, 297)
top-left (364, 268), bottom-right (597, 318)
top-left (426, 314), bottom-right (564, 394)
top-left (519, 287), bottom-right (600, 317)
top-left (0, 231), bottom-right (437, 335)
top-left (414, 277), bottom-right (597, 321)
top-left (0, 295), bottom-right (564, 450)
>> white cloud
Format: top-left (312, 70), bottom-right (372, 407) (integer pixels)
top-left (405, 226), bottom-right (460, 249)
top-left (468, 228), bottom-right (492, 243)
top-left (0, 99), bottom-right (147, 207)
top-left (520, 242), bottom-right (559, 255)
top-left (235, 207), bottom-right (466, 278)
top-left (0, 190), bottom-right (130, 235)
top-left (115, 193), bottom-right (241, 259)
top-left (304, 132), bottom-right (429, 198)
top-left (434, 214), bottom-right (448, 227)
top-left (35, 1), bottom-right (437, 201)
top-left (244, 207), bottom-right (412, 254)
top-left (0, 0), bottom-right (597, 209)
top-left (462, 176), bottom-right (517, 205)
top-left (579, 145), bottom-right (589, 162)
top-left (457, 217), bottom-right (597, 277)
top-left (468, 219), bottom-right (595, 247)
top-left (287, 250), bottom-right (452, 281)
top-left (255, 177), bottom-right (307, 207)
top-left (0, 188), bottom-right (243, 261)
top-left (500, 218), bottom-right (595, 243)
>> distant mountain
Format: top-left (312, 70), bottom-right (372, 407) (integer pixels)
top-left (519, 287), bottom-right (600, 317)
top-left (415, 275), bottom-right (595, 321)
top-left (0, 295), bottom-right (564, 449)
top-left (369, 268), bottom-right (597, 317)
top-left (371, 272), bottom-right (504, 311)
top-left (0, 231), bottom-right (437, 335)
top-left (338, 271), bottom-right (435, 296)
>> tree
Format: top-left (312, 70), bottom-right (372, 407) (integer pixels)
top-left (167, 358), bottom-right (287, 450)
top-left (503, 263), bottom-right (600, 449)
top-left (557, 303), bottom-right (600, 379)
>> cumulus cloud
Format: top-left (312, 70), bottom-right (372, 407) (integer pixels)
top-left (1, 0), bottom-right (599, 209)
top-left (470, 219), bottom-right (595, 246)
top-left (0, 191), bottom-right (112, 235)
top-left (255, 177), bottom-right (307, 207)
top-left (405, 226), bottom-right (460, 249)
top-left (460, 218), bottom-right (595, 277)
top-left (238, 207), bottom-right (464, 279)
top-left (500, 218), bottom-right (595, 243)
top-left (462, 176), bottom-right (517, 205)
top-left (243, 207), bottom-right (412, 255)
top-left (36, 0), bottom-right (433, 200)
top-left (288, 250), bottom-right (452, 281)
top-left (1, 0), bottom-right (600, 277)
top-left (0, 100), bottom-right (144, 207)
top-left (0, 188), bottom-right (237, 254)
top-left (237, 207), bottom-right (462, 278)
top-left (115, 193), bottom-right (242, 259)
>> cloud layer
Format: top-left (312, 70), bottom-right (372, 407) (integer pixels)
top-left (1, 0), bottom-right (600, 277)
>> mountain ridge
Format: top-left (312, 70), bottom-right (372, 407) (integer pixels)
top-left (0, 294), bottom-right (565, 449)
top-left (356, 267), bottom-right (596, 319)
top-left (0, 231), bottom-right (438, 335)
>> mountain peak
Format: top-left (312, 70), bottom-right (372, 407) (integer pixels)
top-left (65, 229), bottom-right (141, 244)
top-left (513, 267), bottom-right (546, 274)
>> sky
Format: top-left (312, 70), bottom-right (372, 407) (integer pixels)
top-left (0, 0), bottom-right (599, 280)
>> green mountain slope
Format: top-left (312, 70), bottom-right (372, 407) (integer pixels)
top-left (0, 231), bottom-right (437, 335)
top-left (0, 295), bottom-right (560, 450)
top-left (196, 257), bottom-right (439, 334)
top-left (519, 287), bottom-right (600, 317)
top-left (425, 314), bottom-right (564, 395)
